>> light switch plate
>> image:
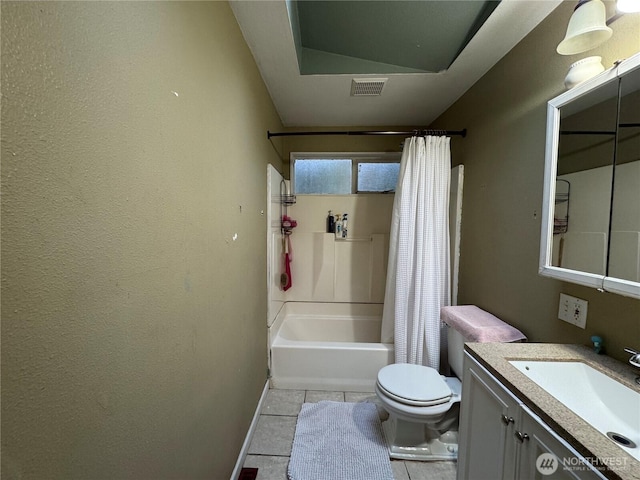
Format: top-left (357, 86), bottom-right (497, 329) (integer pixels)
top-left (558, 293), bottom-right (588, 328)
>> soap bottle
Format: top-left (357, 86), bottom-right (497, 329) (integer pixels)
top-left (342, 213), bottom-right (348, 238)
top-left (591, 335), bottom-right (604, 354)
top-left (334, 214), bottom-right (342, 239)
top-left (327, 210), bottom-right (335, 233)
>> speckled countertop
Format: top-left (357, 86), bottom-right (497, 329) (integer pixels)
top-left (464, 343), bottom-right (640, 480)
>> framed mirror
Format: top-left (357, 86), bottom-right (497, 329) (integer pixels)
top-left (540, 52), bottom-right (640, 299)
top-left (604, 62), bottom-right (640, 295)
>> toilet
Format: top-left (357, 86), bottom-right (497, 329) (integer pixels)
top-left (375, 306), bottom-right (526, 461)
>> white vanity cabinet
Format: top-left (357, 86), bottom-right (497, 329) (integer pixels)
top-left (457, 352), bottom-right (521, 480)
top-left (516, 405), bottom-right (607, 480)
top-left (458, 352), bottom-right (607, 480)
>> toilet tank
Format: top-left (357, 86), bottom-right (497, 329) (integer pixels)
top-left (447, 325), bottom-right (466, 378)
top-left (443, 305), bottom-right (527, 378)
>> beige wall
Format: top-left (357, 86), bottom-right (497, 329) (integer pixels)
top-left (1, 2), bottom-right (282, 479)
top-left (433, 2), bottom-right (640, 361)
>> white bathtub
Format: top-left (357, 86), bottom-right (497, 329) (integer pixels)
top-left (269, 302), bottom-right (394, 392)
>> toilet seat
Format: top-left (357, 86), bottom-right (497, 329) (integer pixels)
top-left (376, 363), bottom-right (452, 407)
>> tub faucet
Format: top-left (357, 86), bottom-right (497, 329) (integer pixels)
top-left (624, 347), bottom-right (640, 385)
top-left (624, 347), bottom-right (640, 368)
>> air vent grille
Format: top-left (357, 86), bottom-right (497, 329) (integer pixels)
top-left (350, 78), bottom-right (387, 96)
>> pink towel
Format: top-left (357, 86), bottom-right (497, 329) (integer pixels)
top-left (441, 305), bottom-right (527, 343)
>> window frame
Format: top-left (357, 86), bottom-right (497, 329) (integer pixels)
top-left (290, 152), bottom-right (402, 195)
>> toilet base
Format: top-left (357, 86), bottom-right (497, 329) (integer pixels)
top-left (381, 415), bottom-right (459, 461)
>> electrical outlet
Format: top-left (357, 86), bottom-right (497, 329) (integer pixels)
top-left (558, 293), bottom-right (588, 328)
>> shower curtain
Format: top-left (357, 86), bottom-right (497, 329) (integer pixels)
top-left (381, 135), bottom-right (451, 369)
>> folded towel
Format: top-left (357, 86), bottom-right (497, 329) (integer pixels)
top-left (441, 305), bottom-right (527, 343)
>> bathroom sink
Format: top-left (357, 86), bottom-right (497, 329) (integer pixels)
top-left (509, 360), bottom-right (640, 461)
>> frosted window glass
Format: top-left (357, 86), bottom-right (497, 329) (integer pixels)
top-left (357, 163), bottom-right (400, 192)
top-left (294, 159), bottom-right (352, 194)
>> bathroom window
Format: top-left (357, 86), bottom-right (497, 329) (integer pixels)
top-left (292, 153), bottom-right (401, 194)
top-left (357, 162), bottom-right (400, 193)
top-left (293, 159), bottom-right (352, 194)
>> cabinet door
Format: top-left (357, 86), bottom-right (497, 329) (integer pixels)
top-left (516, 405), bottom-right (607, 480)
top-left (458, 353), bottom-right (522, 480)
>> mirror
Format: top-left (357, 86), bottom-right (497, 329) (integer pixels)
top-left (540, 52), bottom-right (640, 299)
top-left (554, 75), bottom-right (618, 277)
top-left (608, 66), bottom-right (640, 283)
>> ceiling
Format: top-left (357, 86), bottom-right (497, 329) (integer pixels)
top-left (294, 1), bottom-right (500, 74)
top-left (230, 0), bottom-right (563, 127)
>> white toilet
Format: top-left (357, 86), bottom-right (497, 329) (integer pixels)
top-left (375, 307), bottom-right (526, 461)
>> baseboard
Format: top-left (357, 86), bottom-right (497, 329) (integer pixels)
top-left (230, 380), bottom-right (270, 480)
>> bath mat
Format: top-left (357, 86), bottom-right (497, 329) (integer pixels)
top-left (288, 401), bottom-right (393, 480)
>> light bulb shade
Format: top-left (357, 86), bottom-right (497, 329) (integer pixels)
top-left (564, 56), bottom-right (605, 88)
top-left (557, 0), bottom-right (613, 55)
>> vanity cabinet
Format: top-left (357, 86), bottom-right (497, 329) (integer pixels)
top-left (516, 405), bottom-right (606, 480)
top-left (458, 352), bottom-right (607, 480)
top-left (457, 352), bottom-right (521, 480)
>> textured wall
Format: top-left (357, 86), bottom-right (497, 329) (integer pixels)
top-left (1, 2), bottom-right (282, 479)
top-left (433, 1), bottom-right (640, 360)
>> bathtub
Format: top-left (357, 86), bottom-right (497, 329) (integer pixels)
top-left (269, 302), bottom-right (394, 392)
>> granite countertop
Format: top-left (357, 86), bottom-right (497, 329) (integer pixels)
top-left (464, 343), bottom-right (640, 480)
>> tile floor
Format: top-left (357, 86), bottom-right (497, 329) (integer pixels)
top-left (242, 389), bottom-right (457, 480)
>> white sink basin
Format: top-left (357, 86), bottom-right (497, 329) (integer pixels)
top-left (509, 360), bottom-right (640, 461)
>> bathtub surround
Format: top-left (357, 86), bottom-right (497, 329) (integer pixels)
top-left (266, 158), bottom-right (464, 390)
top-left (268, 191), bottom-right (393, 305)
top-left (266, 160), bottom-right (464, 390)
top-left (382, 136), bottom-right (452, 369)
top-left (1, 2), bottom-right (282, 479)
top-left (269, 302), bottom-right (393, 391)
top-left (269, 163), bottom-right (463, 307)
top-left (266, 168), bottom-right (397, 392)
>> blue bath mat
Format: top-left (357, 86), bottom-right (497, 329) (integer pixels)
top-left (288, 401), bottom-right (393, 480)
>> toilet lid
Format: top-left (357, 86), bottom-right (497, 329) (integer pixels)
top-left (377, 363), bottom-right (452, 407)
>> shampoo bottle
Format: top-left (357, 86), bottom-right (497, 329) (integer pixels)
top-left (334, 214), bottom-right (342, 239)
top-left (342, 213), bottom-right (348, 238)
top-left (327, 210), bottom-right (335, 233)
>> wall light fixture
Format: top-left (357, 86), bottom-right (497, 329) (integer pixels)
top-left (557, 0), bottom-right (612, 55)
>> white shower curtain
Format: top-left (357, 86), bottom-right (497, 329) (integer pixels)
top-left (381, 135), bottom-right (451, 369)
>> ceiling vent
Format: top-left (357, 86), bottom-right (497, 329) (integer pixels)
top-left (350, 78), bottom-right (387, 96)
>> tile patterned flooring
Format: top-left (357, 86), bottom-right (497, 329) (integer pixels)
top-left (242, 389), bottom-right (457, 480)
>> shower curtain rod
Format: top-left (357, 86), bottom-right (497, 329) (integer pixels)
top-left (267, 128), bottom-right (467, 139)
